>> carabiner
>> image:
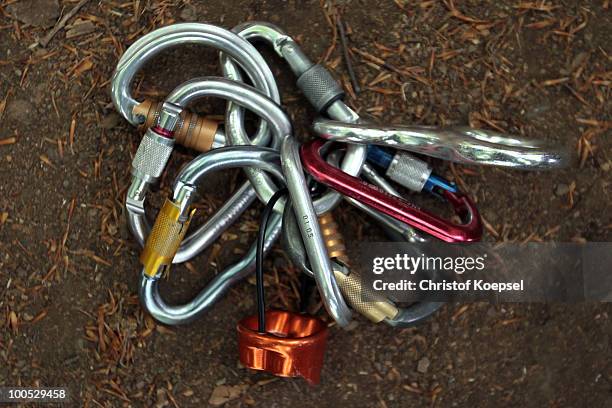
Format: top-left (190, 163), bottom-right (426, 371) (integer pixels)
top-left (113, 23), bottom-right (282, 266)
top-left (139, 146), bottom-right (284, 325)
top-left (301, 139), bottom-right (483, 243)
top-left (152, 77), bottom-right (352, 327)
top-left (313, 118), bottom-right (569, 170)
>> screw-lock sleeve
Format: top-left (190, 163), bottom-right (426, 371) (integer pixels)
top-left (385, 151), bottom-right (432, 192)
top-left (296, 64), bottom-right (345, 113)
top-left (131, 129), bottom-right (175, 182)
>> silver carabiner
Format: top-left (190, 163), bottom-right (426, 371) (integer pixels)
top-left (135, 77), bottom-right (351, 327)
top-left (139, 146), bottom-right (284, 325)
top-left (324, 148), bottom-right (443, 324)
top-left (313, 118), bottom-right (569, 170)
top-left (281, 198), bottom-right (442, 326)
top-left (112, 23), bottom-right (281, 264)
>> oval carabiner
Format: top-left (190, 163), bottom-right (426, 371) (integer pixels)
top-left (301, 139), bottom-right (483, 243)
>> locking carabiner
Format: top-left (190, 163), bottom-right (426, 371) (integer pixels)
top-left (301, 139), bottom-right (483, 243)
top-left (139, 146), bottom-right (285, 322)
top-left (126, 77), bottom-right (286, 263)
top-left (136, 78), bottom-right (351, 327)
top-left (114, 23), bottom-right (282, 266)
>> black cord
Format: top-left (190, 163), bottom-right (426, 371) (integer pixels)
top-left (299, 273), bottom-right (314, 313)
top-left (256, 187), bottom-right (288, 333)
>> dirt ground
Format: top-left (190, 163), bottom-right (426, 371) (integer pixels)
top-left (0, 0), bottom-right (611, 407)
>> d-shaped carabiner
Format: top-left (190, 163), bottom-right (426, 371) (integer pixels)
top-left (301, 139), bottom-right (483, 243)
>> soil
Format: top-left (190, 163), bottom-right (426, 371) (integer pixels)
top-left (0, 0), bottom-right (611, 407)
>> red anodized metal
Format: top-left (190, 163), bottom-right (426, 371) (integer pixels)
top-left (300, 139), bottom-right (483, 243)
top-left (151, 125), bottom-right (174, 139)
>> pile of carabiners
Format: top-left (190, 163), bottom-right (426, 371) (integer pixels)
top-left (111, 22), bottom-right (567, 384)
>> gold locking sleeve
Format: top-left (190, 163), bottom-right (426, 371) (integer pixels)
top-left (334, 270), bottom-right (399, 323)
top-left (133, 99), bottom-right (219, 152)
top-left (140, 198), bottom-right (195, 278)
top-left (318, 212), bottom-right (349, 266)
top-left (318, 212), bottom-right (398, 323)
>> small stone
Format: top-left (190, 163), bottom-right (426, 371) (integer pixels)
top-left (179, 6), bottom-right (197, 21)
top-left (155, 388), bottom-right (169, 408)
top-left (569, 52), bottom-right (588, 72)
top-left (524, 103), bottom-right (551, 119)
top-left (209, 384), bottom-right (248, 406)
top-left (554, 183), bottom-right (570, 196)
top-left (417, 356), bottom-right (430, 373)
top-left (107, 223), bottom-right (117, 236)
top-left (6, 99), bottom-right (33, 123)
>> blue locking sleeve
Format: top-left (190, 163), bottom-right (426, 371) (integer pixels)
top-left (367, 145), bottom-right (458, 194)
top-left (366, 145), bottom-right (393, 169)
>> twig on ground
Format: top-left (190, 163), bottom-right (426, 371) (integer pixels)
top-left (39, 0), bottom-right (91, 48)
top-left (337, 15), bottom-right (360, 95)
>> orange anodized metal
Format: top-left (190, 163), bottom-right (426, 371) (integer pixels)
top-left (237, 310), bottom-right (328, 384)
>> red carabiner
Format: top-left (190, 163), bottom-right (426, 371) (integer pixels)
top-left (300, 139), bottom-right (483, 242)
